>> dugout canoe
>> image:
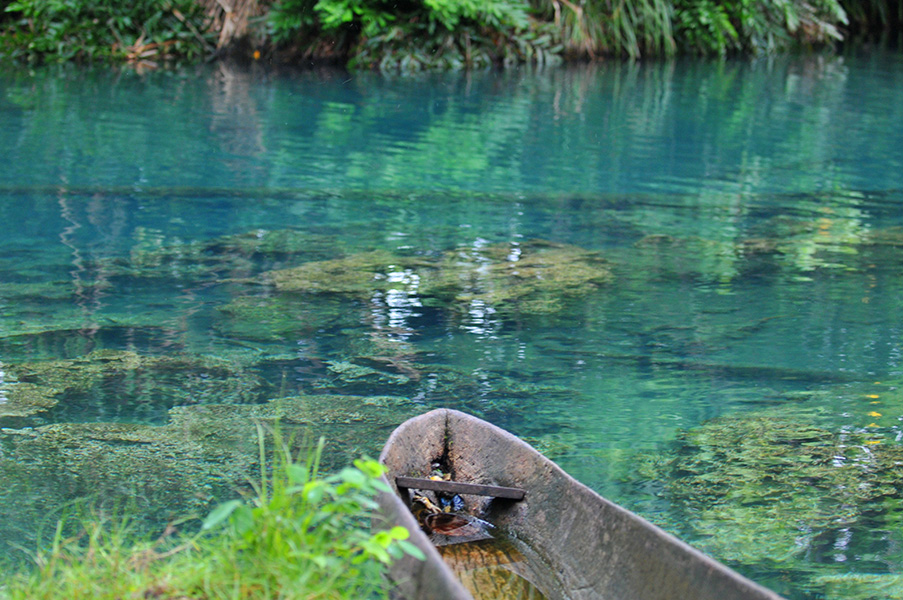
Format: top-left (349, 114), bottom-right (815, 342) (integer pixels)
top-left (375, 408), bottom-right (784, 600)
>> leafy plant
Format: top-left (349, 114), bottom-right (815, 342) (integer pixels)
top-left (673, 0), bottom-right (739, 54)
top-left (0, 0), bottom-right (215, 64)
top-left (528, 0), bottom-right (677, 59)
top-left (673, 0), bottom-right (847, 54)
top-left (267, 0), bottom-right (553, 69)
top-left (198, 429), bottom-right (425, 596)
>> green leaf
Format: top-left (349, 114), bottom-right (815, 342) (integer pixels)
top-left (287, 463), bottom-right (309, 485)
top-left (303, 480), bottom-right (326, 504)
top-left (232, 503), bottom-right (256, 536)
top-left (353, 458), bottom-right (386, 479)
top-left (338, 467), bottom-right (367, 487)
top-left (202, 499), bottom-right (243, 531)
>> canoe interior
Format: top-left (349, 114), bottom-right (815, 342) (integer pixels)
top-left (438, 537), bottom-right (557, 600)
top-left (377, 408), bottom-right (785, 600)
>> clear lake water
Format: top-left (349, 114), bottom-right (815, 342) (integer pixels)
top-left (2, 51), bottom-right (903, 599)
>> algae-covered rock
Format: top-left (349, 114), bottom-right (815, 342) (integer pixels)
top-left (262, 240), bottom-right (612, 317)
top-left (0, 280), bottom-right (87, 303)
top-left (426, 239), bottom-right (613, 315)
top-left (216, 293), bottom-right (348, 341)
top-left (268, 250), bottom-right (435, 294)
top-left (319, 360), bottom-right (411, 387)
top-left (1, 349), bottom-right (270, 426)
top-left (815, 573), bottom-right (903, 600)
top-left (0, 381), bottom-right (61, 420)
top-left (0, 283), bottom-right (151, 342)
top-left (647, 410), bottom-right (903, 572)
top-left (0, 419), bottom-right (250, 556)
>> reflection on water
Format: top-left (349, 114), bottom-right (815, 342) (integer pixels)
top-left (2, 52), bottom-right (903, 599)
top-left (0, 361), bottom-right (8, 405)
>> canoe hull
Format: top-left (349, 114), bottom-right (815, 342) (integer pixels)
top-left (377, 408), bottom-right (784, 600)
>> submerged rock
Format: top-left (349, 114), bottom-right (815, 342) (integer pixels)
top-left (268, 250), bottom-right (436, 294)
top-left (319, 360), bottom-right (411, 387)
top-left (216, 293), bottom-right (348, 341)
top-left (640, 408), bottom-right (903, 588)
top-left (815, 573), bottom-right (903, 600)
top-left (0, 381), bottom-right (60, 420)
top-left (262, 239), bottom-right (612, 316)
top-left (0, 349), bottom-right (270, 426)
top-left (427, 239), bottom-right (613, 315)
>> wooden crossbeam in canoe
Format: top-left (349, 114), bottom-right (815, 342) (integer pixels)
top-left (395, 476), bottom-right (525, 501)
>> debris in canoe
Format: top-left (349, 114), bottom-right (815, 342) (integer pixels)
top-left (410, 493), bottom-right (495, 537)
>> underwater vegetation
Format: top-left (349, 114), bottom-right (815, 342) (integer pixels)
top-left (632, 399), bottom-right (903, 600)
top-left (628, 206), bottom-right (903, 286)
top-left (0, 349), bottom-right (270, 426)
top-left (0, 388), bottom-right (420, 557)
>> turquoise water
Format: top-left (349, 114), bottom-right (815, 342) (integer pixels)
top-left (2, 53), bottom-right (903, 599)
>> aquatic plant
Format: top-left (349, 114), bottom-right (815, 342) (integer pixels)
top-left (0, 435), bottom-right (422, 599)
top-left (217, 294), bottom-right (347, 341)
top-left (268, 250), bottom-right (433, 295)
top-left (122, 228), bottom-right (337, 281)
top-left (429, 240), bottom-right (614, 316)
top-left (626, 202), bottom-right (903, 286)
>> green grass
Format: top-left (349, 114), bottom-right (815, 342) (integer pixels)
top-left (0, 427), bottom-right (423, 600)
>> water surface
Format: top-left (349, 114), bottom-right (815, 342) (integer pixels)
top-left (2, 52), bottom-right (903, 599)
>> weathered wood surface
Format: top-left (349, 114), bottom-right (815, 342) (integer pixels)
top-left (376, 408), bottom-right (786, 600)
top-left (395, 476), bottom-right (526, 500)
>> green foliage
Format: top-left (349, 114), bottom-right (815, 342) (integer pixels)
top-left (198, 432), bottom-right (425, 595)
top-left (1, 433), bottom-right (422, 599)
top-left (0, 0), bottom-right (214, 64)
top-left (527, 0), bottom-right (847, 59)
top-left (0, 0), bottom-right (877, 66)
top-left (527, 0), bottom-right (677, 59)
top-left (267, 0), bottom-right (556, 69)
top-left (674, 0), bottom-right (847, 54)
top-left (673, 0), bottom-right (739, 54)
